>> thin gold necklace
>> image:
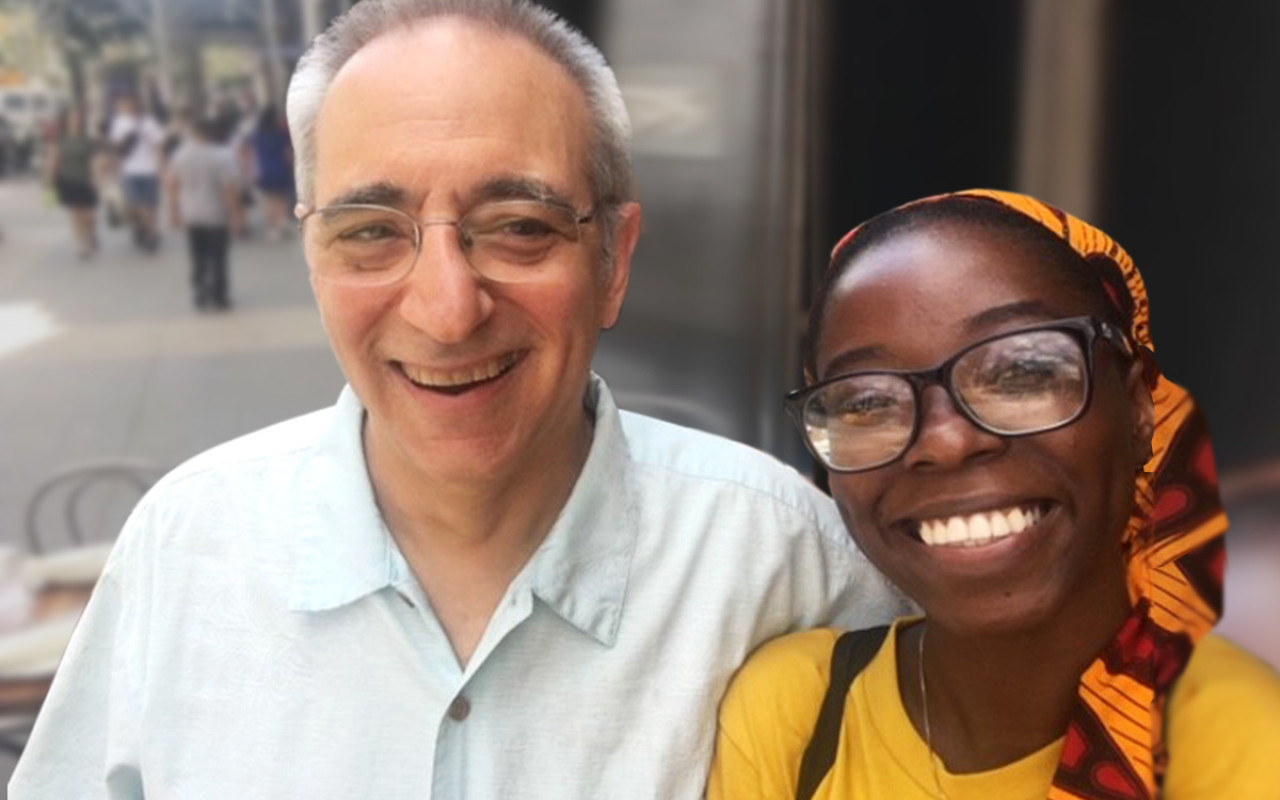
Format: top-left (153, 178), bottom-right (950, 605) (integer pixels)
top-left (917, 624), bottom-right (951, 800)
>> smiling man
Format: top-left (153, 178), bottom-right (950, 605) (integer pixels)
top-left (10, 2), bottom-right (902, 798)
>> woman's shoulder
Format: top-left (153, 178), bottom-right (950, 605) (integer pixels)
top-left (748, 627), bottom-right (844, 671)
top-left (719, 628), bottom-right (848, 739)
top-left (718, 624), bottom-right (902, 757)
top-left (710, 628), bottom-right (853, 800)
top-left (1175, 633), bottom-right (1280, 705)
top-left (724, 628), bottom-right (843, 715)
top-left (1164, 633), bottom-right (1280, 797)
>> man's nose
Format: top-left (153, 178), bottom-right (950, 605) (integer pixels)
top-left (901, 384), bottom-right (1005, 470)
top-left (396, 224), bottom-right (494, 344)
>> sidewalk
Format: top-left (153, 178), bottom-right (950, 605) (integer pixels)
top-left (0, 176), bottom-right (345, 551)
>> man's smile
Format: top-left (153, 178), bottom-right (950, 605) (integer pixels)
top-left (394, 350), bottom-right (526, 395)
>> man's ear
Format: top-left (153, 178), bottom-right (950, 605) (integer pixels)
top-left (1126, 354), bottom-right (1156, 469)
top-left (600, 201), bottom-right (641, 331)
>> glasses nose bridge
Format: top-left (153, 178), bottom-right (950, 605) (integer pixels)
top-left (907, 359), bottom-right (960, 409)
top-left (409, 216), bottom-right (474, 268)
top-left (417, 216), bottom-right (466, 247)
top-left (906, 358), bottom-right (983, 433)
top-left (395, 215), bottom-right (490, 294)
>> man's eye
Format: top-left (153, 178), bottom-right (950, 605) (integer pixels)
top-left (338, 223), bottom-right (403, 242)
top-left (493, 217), bottom-right (558, 238)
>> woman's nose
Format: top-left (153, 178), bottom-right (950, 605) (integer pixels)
top-left (901, 384), bottom-right (1006, 470)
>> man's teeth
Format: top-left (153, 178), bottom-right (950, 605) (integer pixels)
top-left (401, 353), bottom-right (518, 388)
top-left (917, 505), bottom-right (1044, 547)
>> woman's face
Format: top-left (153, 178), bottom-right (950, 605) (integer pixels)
top-left (816, 220), bottom-right (1153, 636)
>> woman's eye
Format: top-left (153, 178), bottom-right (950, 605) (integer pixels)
top-left (837, 393), bottom-right (899, 420)
top-left (986, 358), bottom-right (1063, 390)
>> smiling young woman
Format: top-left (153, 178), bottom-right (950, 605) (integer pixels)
top-left (708, 190), bottom-right (1280, 800)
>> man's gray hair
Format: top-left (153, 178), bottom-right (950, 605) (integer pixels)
top-left (286, 0), bottom-right (635, 246)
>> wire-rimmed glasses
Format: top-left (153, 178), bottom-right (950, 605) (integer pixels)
top-left (786, 317), bottom-right (1134, 473)
top-left (298, 199), bottom-right (595, 287)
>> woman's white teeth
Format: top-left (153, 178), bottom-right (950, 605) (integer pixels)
top-left (917, 505), bottom-right (1043, 547)
top-left (402, 353), bottom-right (517, 388)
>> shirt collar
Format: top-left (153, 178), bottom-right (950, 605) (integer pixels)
top-left (289, 385), bottom-right (404, 612)
top-left (288, 376), bottom-right (639, 648)
top-left (516, 374), bottom-right (638, 646)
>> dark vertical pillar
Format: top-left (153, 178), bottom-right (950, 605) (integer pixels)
top-left (1100, 2), bottom-right (1280, 470)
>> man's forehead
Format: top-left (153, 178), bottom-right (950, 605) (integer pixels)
top-left (311, 16), bottom-right (592, 208)
top-left (333, 16), bottom-right (571, 101)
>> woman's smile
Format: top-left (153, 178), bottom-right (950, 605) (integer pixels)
top-left (907, 499), bottom-right (1051, 547)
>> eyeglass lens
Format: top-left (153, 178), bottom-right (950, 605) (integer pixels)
top-left (802, 329), bottom-right (1088, 471)
top-left (302, 200), bottom-right (585, 286)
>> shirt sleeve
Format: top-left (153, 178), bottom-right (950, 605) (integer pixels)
top-left (107, 117), bottom-right (130, 145)
top-left (1163, 634), bottom-right (1280, 799)
top-left (706, 629), bottom-right (837, 800)
top-left (219, 150), bottom-right (242, 186)
top-left (789, 484), bottom-right (913, 633)
top-left (144, 118), bottom-right (166, 147)
top-left (8, 504), bottom-right (154, 799)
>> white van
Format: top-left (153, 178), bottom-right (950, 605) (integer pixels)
top-left (0, 85), bottom-right (61, 171)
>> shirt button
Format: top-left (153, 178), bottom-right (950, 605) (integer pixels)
top-left (448, 695), bottom-right (471, 722)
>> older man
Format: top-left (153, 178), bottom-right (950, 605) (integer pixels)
top-left (11, 1), bottom-right (902, 798)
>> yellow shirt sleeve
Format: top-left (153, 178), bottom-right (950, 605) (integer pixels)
top-left (1164, 633), bottom-right (1280, 799)
top-left (707, 628), bottom-right (840, 800)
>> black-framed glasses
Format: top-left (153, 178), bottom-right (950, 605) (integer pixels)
top-left (297, 199), bottom-right (595, 287)
top-left (786, 316), bottom-right (1134, 473)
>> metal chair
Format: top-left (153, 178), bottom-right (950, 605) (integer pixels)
top-left (23, 457), bottom-right (159, 556)
top-left (0, 458), bottom-right (160, 756)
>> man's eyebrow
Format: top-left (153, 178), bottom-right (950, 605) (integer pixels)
top-left (963, 300), bottom-right (1060, 332)
top-left (324, 177), bottom-right (578, 212)
top-left (467, 176), bottom-right (575, 208)
top-left (327, 182), bottom-right (409, 208)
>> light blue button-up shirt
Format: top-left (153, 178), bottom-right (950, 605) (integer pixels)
top-left (11, 376), bottom-right (905, 799)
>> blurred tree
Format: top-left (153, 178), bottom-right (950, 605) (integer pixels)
top-left (13, 0), bottom-right (149, 107)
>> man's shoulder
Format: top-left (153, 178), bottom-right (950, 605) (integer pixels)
top-left (618, 410), bottom-right (832, 516)
top-left (155, 405), bottom-right (334, 492)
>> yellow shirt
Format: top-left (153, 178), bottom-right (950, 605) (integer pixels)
top-left (709, 621), bottom-right (1280, 799)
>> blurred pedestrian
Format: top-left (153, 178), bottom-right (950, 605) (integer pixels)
top-left (0, 116), bottom-right (12, 177)
top-left (228, 96), bottom-right (259, 233)
top-left (43, 107), bottom-right (101, 260)
top-left (164, 116), bottom-right (244, 310)
top-left (108, 94), bottom-right (166, 252)
top-left (249, 105), bottom-right (294, 240)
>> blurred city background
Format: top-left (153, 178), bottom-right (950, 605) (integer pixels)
top-left (1, 0), bottom-right (1278, 785)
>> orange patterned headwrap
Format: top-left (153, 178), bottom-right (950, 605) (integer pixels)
top-left (831, 189), bottom-right (1227, 800)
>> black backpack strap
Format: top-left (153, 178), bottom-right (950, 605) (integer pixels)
top-left (795, 625), bottom-right (891, 800)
